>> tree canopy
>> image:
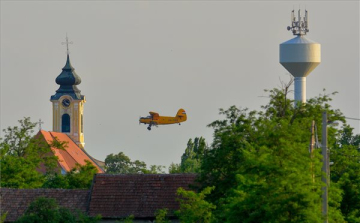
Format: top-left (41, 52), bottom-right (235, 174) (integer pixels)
top-left (0, 118), bottom-right (62, 188)
top-left (169, 137), bottom-right (207, 174)
top-left (330, 125), bottom-right (360, 222)
top-left (105, 151), bottom-right (165, 174)
top-left (184, 86), bottom-right (357, 222)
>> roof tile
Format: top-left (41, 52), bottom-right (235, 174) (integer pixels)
top-left (88, 174), bottom-right (197, 218)
top-left (37, 130), bottom-right (103, 173)
top-left (0, 188), bottom-right (90, 222)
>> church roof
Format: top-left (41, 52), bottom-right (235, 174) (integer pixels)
top-left (50, 54), bottom-right (84, 101)
top-left (88, 174), bottom-right (197, 219)
top-left (38, 130), bottom-right (104, 173)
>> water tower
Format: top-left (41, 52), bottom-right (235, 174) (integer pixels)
top-left (280, 10), bottom-right (321, 104)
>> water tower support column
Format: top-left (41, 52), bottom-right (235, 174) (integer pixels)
top-left (294, 77), bottom-right (306, 103)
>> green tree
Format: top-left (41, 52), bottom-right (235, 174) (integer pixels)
top-left (0, 117), bottom-right (63, 188)
top-left (168, 163), bottom-right (182, 174)
top-left (16, 197), bottom-right (61, 223)
top-left (66, 160), bottom-right (98, 189)
top-left (105, 152), bottom-right (135, 173)
top-left (175, 187), bottom-right (216, 223)
top-left (118, 215), bottom-right (134, 223)
top-left (169, 137), bottom-right (207, 174)
top-left (154, 208), bottom-right (171, 223)
top-left (1, 212), bottom-right (8, 223)
top-left (105, 151), bottom-right (164, 174)
top-left (331, 125), bottom-right (360, 222)
top-left (146, 164), bottom-right (166, 174)
top-left (1, 117), bottom-right (38, 157)
top-left (197, 87), bottom-right (345, 222)
top-left (43, 160), bottom-right (98, 189)
top-left (15, 197), bottom-right (100, 223)
top-left (42, 173), bottom-right (69, 189)
top-left (181, 137), bottom-right (207, 173)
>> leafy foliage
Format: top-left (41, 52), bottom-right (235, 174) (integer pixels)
top-left (169, 137), bottom-right (207, 174)
top-left (43, 160), bottom-right (98, 189)
top-left (1, 212), bottom-right (7, 223)
top-left (66, 160), bottom-right (98, 189)
top-left (0, 118), bottom-right (62, 188)
top-left (16, 197), bottom-right (60, 223)
top-left (175, 187), bottom-right (216, 223)
top-left (195, 87), bottom-right (347, 222)
top-left (154, 208), bottom-right (171, 223)
top-left (168, 163), bottom-right (182, 174)
top-left (118, 215), bottom-right (134, 223)
top-left (331, 125), bottom-right (360, 222)
top-left (15, 197), bottom-right (100, 223)
top-left (105, 152), bottom-right (165, 174)
top-left (1, 117), bottom-right (37, 157)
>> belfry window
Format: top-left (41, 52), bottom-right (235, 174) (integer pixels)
top-left (62, 114), bottom-right (70, 133)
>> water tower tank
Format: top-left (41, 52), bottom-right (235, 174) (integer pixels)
top-left (279, 10), bottom-right (321, 103)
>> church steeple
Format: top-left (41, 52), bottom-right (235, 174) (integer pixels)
top-left (50, 36), bottom-right (86, 149)
top-left (50, 54), bottom-right (83, 101)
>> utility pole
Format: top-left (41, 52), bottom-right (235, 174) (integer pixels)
top-left (310, 120), bottom-right (315, 182)
top-left (322, 111), bottom-right (328, 223)
top-left (310, 120), bottom-right (315, 153)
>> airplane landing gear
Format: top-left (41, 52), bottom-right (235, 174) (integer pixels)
top-left (147, 126), bottom-right (151, 131)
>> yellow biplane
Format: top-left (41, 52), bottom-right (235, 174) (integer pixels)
top-left (139, 109), bottom-right (187, 130)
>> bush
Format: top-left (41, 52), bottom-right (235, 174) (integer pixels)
top-left (15, 197), bottom-right (100, 223)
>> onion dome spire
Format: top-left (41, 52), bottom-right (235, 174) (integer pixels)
top-left (50, 36), bottom-right (84, 100)
top-left (55, 54), bottom-right (81, 86)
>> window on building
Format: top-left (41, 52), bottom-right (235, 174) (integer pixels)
top-left (62, 114), bottom-right (70, 133)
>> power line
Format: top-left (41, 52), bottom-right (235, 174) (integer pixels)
top-left (345, 117), bottom-right (360, 121)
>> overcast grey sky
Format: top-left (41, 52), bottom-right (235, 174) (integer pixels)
top-left (1, 1), bottom-right (359, 170)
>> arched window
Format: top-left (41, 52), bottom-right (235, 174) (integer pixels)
top-left (62, 114), bottom-right (70, 133)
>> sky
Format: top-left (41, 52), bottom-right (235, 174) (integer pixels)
top-left (1, 1), bottom-right (359, 170)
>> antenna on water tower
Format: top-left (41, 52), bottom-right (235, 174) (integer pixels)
top-left (280, 9), bottom-right (321, 104)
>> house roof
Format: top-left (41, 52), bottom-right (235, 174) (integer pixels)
top-left (0, 174), bottom-right (197, 222)
top-left (0, 188), bottom-right (90, 222)
top-left (88, 174), bottom-right (197, 219)
top-left (38, 130), bottom-right (104, 173)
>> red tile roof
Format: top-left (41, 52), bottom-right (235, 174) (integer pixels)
top-left (0, 188), bottom-right (90, 222)
top-left (88, 174), bottom-right (197, 219)
top-left (38, 130), bottom-right (104, 173)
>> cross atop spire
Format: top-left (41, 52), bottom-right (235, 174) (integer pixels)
top-left (61, 33), bottom-right (73, 55)
top-left (38, 119), bottom-right (44, 131)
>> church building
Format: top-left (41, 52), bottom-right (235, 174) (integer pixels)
top-left (37, 42), bottom-right (104, 174)
top-left (50, 53), bottom-right (85, 149)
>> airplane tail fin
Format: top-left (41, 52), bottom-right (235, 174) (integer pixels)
top-left (176, 109), bottom-right (187, 121)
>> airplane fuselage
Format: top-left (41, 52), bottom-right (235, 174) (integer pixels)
top-left (139, 116), bottom-right (185, 125)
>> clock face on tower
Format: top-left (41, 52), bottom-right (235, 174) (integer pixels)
top-left (62, 98), bottom-right (71, 108)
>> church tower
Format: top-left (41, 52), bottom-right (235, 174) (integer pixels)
top-left (50, 47), bottom-right (86, 149)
